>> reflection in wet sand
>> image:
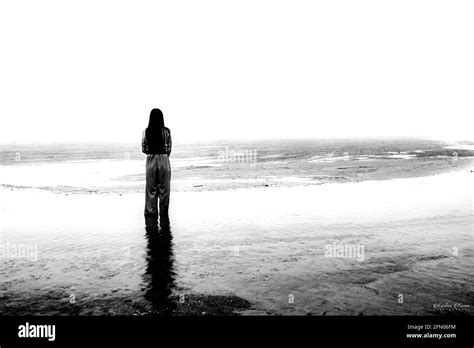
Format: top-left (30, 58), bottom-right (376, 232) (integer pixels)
top-left (143, 226), bottom-right (176, 314)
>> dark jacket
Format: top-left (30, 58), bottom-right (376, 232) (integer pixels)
top-left (142, 127), bottom-right (172, 155)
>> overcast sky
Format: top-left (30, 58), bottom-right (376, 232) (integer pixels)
top-left (0, 0), bottom-right (473, 143)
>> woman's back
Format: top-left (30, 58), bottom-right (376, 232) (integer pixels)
top-left (142, 108), bottom-right (172, 156)
top-left (143, 108), bottom-right (172, 228)
top-left (143, 127), bottom-right (172, 155)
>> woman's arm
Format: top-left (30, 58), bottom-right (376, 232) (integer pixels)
top-left (142, 130), bottom-right (149, 154)
top-left (164, 128), bottom-right (172, 156)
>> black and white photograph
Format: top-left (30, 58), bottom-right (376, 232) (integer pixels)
top-left (0, 0), bottom-right (473, 346)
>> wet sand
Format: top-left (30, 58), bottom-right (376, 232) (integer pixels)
top-left (1, 168), bottom-right (473, 316)
top-left (1, 139), bottom-right (473, 315)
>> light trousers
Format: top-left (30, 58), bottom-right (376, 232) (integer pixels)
top-left (145, 154), bottom-right (171, 224)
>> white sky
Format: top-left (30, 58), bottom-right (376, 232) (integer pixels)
top-left (0, 0), bottom-right (473, 143)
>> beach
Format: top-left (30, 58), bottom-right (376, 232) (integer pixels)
top-left (0, 139), bottom-right (473, 315)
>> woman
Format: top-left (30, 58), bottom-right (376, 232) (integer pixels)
top-left (142, 108), bottom-right (172, 228)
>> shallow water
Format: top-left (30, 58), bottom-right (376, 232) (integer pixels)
top-left (0, 168), bottom-right (473, 315)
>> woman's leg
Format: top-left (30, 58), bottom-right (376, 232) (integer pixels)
top-left (157, 154), bottom-right (171, 226)
top-left (145, 155), bottom-right (159, 225)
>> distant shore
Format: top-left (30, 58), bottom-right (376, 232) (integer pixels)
top-left (1, 139), bottom-right (474, 195)
top-left (1, 152), bottom-right (473, 195)
top-left (169, 155), bottom-right (474, 192)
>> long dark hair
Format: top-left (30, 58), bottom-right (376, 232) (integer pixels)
top-left (146, 108), bottom-right (165, 145)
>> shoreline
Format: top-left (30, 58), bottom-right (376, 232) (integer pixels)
top-left (1, 156), bottom-right (473, 195)
top-left (1, 138), bottom-right (474, 195)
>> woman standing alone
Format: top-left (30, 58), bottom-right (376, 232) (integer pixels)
top-left (142, 108), bottom-right (172, 228)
